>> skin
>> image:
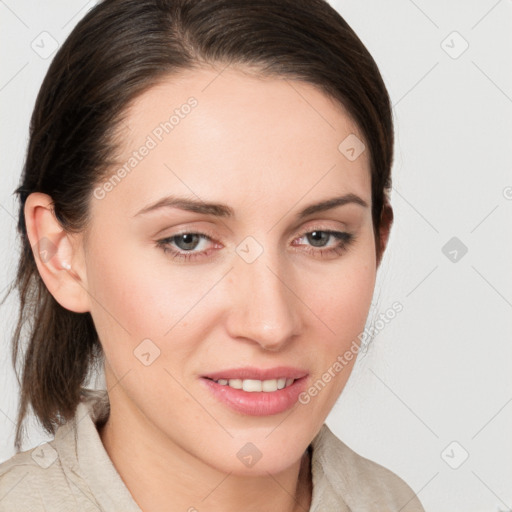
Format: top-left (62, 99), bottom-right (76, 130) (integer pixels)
top-left (25, 65), bottom-right (392, 512)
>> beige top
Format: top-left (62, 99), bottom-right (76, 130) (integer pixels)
top-left (0, 389), bottom-right (425, 511)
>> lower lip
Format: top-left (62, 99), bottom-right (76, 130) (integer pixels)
top-left (201, 376), bottom-right (308, 416)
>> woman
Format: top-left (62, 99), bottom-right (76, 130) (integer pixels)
top-left (0, 0), bottom-right (425, 510)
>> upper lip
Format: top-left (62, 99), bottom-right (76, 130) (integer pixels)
top-left (202, 366), bottom-right (309, 381)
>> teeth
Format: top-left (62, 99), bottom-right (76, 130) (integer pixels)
top-left (228, 379), bottom-right (242, 389)
top-left (262, 379), bottom-right (277, 392)
top-left (213, 378), bottom-right (296, 392)
top-left (243, 379), bottom-right (262, 392)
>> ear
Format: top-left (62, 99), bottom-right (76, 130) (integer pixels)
top-left (24, 192), bottom-right (90, 313)
top-left (376, 200), bottom-right (393, 269)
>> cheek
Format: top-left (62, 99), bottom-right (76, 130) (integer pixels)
top-left (297, 252), bottom-right (376, 415)
top-left (87, 227), bottom-right (196, 322)
top-left (302, 245), bottom-right (377, 339)
top-left (85, 236), bottom-right (222, 375)
top-left (84, 239), bottom-right (183, 354)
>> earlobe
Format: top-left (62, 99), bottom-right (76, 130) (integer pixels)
top-left (24, 192), bottom-right (90, 313)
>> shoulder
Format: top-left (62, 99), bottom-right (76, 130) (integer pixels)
top-left (311, 424), bottom-right (425, 511)
top-left (0, 438), bottom-right (98, 512)
top-left (0, 391), bottom-right (126, 512)
top-left (0, 442), bottom-right (63, 511)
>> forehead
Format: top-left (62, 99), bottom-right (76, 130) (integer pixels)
top-left (95, 66), bottom-right (371, 218)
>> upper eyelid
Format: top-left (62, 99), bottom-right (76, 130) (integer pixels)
top-left (160, 219), bottom-right (350, 238)
top-left (162, 225), bottom-right (348, 237)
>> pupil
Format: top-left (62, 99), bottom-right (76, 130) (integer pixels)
top-left (178, 234), bottom-right (198, 250)
top-left (308, 231), bottom-right (328, 247)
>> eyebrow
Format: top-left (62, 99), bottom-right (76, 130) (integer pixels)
top-left (133, 193), bottom-right (368, 219)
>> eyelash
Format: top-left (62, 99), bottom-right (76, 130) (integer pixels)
top-left (156, 227), bottom-right (356, 262)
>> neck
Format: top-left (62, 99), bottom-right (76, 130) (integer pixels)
top-left (97, 395), bottom-right (312, 512)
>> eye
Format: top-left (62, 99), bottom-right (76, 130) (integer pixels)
top-left (156, 231), bottom-right (217, 262)
top-left (156, 227), bottom-right (355, 262)
top-left (292, 229), bottom-right (355, 258)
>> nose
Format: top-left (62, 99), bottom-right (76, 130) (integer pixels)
top-left (225, 249), bottom-right (302, 351)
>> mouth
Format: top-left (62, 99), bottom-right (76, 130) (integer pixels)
top-left (200, 366), bottom-right (309, 416)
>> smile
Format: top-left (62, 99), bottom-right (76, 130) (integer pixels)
top-left (207, 377), bottom-right (296, 392)
top-left (200, 367), bottom-right (309, 416)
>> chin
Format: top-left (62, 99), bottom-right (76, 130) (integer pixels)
top-left (195, 427), bottom-right (313, 476)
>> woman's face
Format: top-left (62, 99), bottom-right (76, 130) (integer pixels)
top-left (82, 66), bottom-right (380, 475)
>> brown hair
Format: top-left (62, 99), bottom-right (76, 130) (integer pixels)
top-left (3, 0), bottom-right (394, 450)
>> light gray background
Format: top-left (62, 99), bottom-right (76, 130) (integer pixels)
top-left (1, 1), bottom-right (511, 511)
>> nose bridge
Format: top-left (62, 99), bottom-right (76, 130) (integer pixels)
top-left (227, 236), bottom-right (301, 349)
